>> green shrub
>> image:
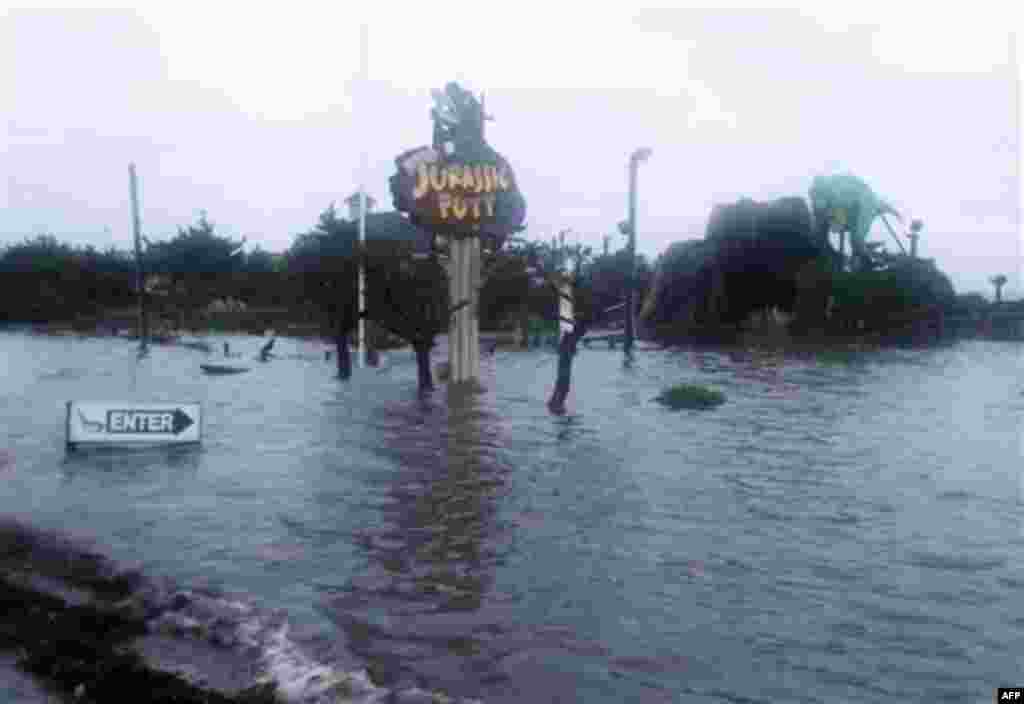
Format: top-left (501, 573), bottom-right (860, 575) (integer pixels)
top-left (654, 383), bottom-right (726, 410)
top-left (814, 346), bottom-right (870, 365)
top-left (829, 257), bottom-right (955, 324)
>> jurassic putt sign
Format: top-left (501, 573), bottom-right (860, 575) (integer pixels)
top-left (390, 82), bottom-right (526, 237)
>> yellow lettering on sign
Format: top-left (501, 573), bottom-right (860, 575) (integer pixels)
top-left (438, 192), bottom-right (452, 220)
top-left (413, 163), bottom-right (430, 199)
top-left (461, 165), bottom-right (476, 191)
top-left (404, 159), bottom-right (513, 221)
top-left (452, 196), bottom-right (468, 219)
top-left (447, 166), bottom-right (463, 190)
top-left (429, 164), bottom-right (447, 193)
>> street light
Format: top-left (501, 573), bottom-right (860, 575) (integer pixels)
top-left (624, 147), bottom-right (652, 355)
top-left (908, 219), bottom-right (923, 258)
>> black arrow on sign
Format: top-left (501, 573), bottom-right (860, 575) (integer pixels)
top-left (171, 409), bottom-right (194, 435)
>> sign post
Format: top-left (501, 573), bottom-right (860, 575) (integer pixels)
top-left (389, 82), bottom-right (526, 385)
top-left (66, 401), bottom-right (202, 450)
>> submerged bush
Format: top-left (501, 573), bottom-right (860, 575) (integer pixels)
top-left (655, 383), bottom-right (726, 410)
top-left (814, 347), bottom-right (869, 365)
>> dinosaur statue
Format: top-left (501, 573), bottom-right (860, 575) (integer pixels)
top-left (391, 81), bottom-right (525, 238)
top-left (809, 172), bottom-right (906, 272)
top-left (429, 82), bottom-right (492, 161)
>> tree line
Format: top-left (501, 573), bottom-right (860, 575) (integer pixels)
top-left (0, 207), bottom-right (653, 388)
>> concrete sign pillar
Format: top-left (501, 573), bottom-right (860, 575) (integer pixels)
top-left (389, 83), bottom-right (526, 386)
top-left (470, 236), bottom-right (481, 379)
top-left (448, 236), bottom-right (481, 384)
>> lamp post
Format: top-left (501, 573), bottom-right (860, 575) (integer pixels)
top-left (624, 147), bottom-right (652, 355)
top-left (128, 163), bottom-right (148, 356)
top-left (355, 22), bottom-right (370, 369)
top-left (908, 219), bottom-right (923, 258)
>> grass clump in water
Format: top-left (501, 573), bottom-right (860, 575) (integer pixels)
top-left (655, 383), bottom-right (726, 410)
top-left (814, 345), bottom-right (872, 365)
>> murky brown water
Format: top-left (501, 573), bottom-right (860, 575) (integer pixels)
top-left (1, 331), bottom-right (1023, 702)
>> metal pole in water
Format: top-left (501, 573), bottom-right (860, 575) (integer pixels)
top-left (625, 148), bottom-right (652, 355)
top-left (129, 163), bottom-right (148, 355)
top-left (625, 159), bottom-right (637, 355)
top-left (1011, 30), bottom-right (1021, 303)
top-left (356, 22), bottom-right (369, 369)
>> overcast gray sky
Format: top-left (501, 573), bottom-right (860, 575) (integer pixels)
top-left (2, 5), bottom-right (1021, 298)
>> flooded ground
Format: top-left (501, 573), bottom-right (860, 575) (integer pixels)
top-left (1, 331), bottom-right (1023, 702)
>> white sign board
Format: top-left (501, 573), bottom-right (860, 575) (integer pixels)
top-left (66, 401), bottom-right (202, 447)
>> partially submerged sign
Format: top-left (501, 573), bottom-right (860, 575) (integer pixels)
top-left (66, 401), bottom-right (201, 448)
top-left (390, 82), bottom-right (526, 238)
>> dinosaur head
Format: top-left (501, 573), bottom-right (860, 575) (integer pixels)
top-left (877, 200), bottom-right (903, 221)
top-left (809, 175), bottom-right (832, 215)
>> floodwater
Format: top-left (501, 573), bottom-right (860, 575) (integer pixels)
top-left (1, 331), bottom-right (1023, 703)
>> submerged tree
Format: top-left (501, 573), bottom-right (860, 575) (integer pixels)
top-left (511, 237), bottom-right (623, 414)
top-left (362, 242), bottom-right (466, 393)
top-left (286, 204), bottom-right (471, 391)
top-left (286, 204), bottom-right (358, 379)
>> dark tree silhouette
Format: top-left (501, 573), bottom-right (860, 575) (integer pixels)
top-left (286, 205), bottom-right (470, 390)
top-left (144, 211), bottom-right (246, 321)
top-left (0, 235), bottom-right (136, 322)
top-left (286, 204), bottom-right (359, 379)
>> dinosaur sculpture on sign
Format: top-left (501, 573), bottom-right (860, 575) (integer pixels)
top-left (429, 82), bottom-right (492, 160)
top-left (809, 172), bottom-right (906, 272)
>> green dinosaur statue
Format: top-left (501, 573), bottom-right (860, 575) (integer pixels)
top-left (809, 172), bottom-right (906, 272)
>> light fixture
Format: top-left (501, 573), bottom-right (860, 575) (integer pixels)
top-left (631, 147), bottom-right (653, 164)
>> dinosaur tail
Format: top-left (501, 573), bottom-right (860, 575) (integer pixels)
top-left (879, 214), bottom-right (908, 254)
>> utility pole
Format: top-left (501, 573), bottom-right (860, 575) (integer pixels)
top-left (624, 148), bottom-right (652, 355)
top-left (1012, 30), bottom-right (1021, 302)
top-left (128, 163), bottom-right (148, 354)
top-left (356, 22), bottom-right (369, 369)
